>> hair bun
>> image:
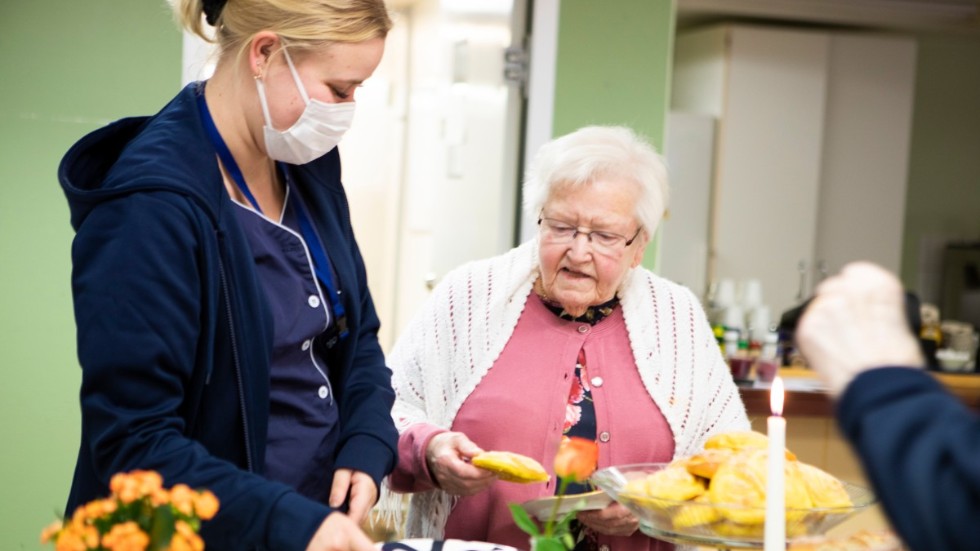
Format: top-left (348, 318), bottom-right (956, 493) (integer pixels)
top-left (203, 0), bottom-right (227, 26)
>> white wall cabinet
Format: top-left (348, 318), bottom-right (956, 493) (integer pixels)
top-left (661, 112), bottom-right (716, 298)
top-left (671, 24), bottom-right (916, 319)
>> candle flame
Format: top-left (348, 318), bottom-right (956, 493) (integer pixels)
top-left (771, 376), bottom-right (785, 416)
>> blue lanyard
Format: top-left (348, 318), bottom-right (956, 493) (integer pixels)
top-left (196, 88), bottom-right (348, 341)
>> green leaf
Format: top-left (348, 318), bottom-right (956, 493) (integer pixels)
top-left (554, 508), bottom-right (578, 532)
top-left (148, 505), bottom-right (176, 551)
top-left (507, 504), bottom-right (541, 536)
top-left (530, 536), bottom-right (566, 551)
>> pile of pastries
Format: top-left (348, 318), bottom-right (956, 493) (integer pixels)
top-left (621, 431), bottom-right (855, 538)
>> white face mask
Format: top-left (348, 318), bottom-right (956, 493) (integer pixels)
top-left (255, 46), bottom-right (356, 165)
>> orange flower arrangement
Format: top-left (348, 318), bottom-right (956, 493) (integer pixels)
top-left (40, 470), bottom-right (219, 551)
top-left (509, 437), bottom-right (601, 551)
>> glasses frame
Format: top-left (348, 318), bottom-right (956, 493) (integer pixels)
top-left (537, 216), bottom-right (643, 253)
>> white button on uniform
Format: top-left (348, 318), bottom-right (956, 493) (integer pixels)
top-left (308, 295), bottom-right (321, 308)
top-left (301, 339), bottom-right (311, 351)
top-left (599, 431), bottom-right (610, 442)
top-left (591, 376), bottom-right (604, 388)
top-left (318, 385), bottom-right (329, 399)
top-left (577, 325), bottom-right (589, 334)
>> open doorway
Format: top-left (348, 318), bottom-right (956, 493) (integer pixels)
top-left (181, 0), bottom-right (530, 350)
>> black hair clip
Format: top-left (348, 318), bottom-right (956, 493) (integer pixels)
top-left (203, 0), bottom-right (227, 26)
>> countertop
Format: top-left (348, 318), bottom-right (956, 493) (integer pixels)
top-left (739, 367), bottom-right (980, 416)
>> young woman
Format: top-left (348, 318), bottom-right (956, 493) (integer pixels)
top-left (58, 1), bottom-right (397, 549)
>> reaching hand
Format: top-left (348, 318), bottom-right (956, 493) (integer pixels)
top-left (425, 431), bottom-right (496, 496)
top-left (329, 468), bottom-right (377, 526)
top-left (576, 501), bottom-right (639, 537)
top-left (305, 512), bottom-right (375, 551)
top-left (796, 262), bottom-right (924, 396)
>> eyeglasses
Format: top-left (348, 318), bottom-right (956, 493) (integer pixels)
top-left (537, 217), bottom-right (642, 255)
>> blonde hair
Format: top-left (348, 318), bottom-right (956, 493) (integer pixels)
top-left (174, 0), bottom-right (391, 60)
top-left (522, 125), bottom-right (670, 236)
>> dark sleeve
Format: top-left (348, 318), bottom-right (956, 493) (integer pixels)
top-left (836, 367), bottom-right (980, 551)
top-left (71, 193), bottom-right (330, 551)
top-left (331, 217), bottom-right (399, 488)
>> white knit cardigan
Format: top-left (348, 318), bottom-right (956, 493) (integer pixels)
top-left (385, 239), bottom-right (749, 537)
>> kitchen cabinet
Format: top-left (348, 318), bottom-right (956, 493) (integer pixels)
top-left (670, 24), bottom-right (916, 319)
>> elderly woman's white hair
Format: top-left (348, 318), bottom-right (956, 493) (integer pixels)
top-left (522, 125), bottom-right (670, 236)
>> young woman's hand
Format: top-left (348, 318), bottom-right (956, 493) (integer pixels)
top-left (305, 512), bottom-right (375, 551)
top-left (329, 468), bottom-right (377, 525)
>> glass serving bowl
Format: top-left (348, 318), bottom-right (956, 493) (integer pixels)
top-left (590, 463), bottom-right (876, 549)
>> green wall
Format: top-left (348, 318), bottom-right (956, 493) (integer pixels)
top-left (0, 1), bottom-right (181, 548)
top-left (552, 0), bottom-right (676, 271)
top-left (901, 34), bottom-right (980, 293)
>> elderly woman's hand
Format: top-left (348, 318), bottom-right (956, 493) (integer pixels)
top-left (575, 501), bottom-right (639, 537)
top-left (796, 261), bottom-right (924, 396)
top-left (425, 431), bottom-right (496, 496)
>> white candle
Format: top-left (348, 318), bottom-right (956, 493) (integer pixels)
top-left (765, 376), bottom-right (786, 551)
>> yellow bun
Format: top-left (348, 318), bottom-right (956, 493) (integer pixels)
top-left (788, 529), bottom-right (903, 550)
top-left (683, 448), bottom-right (736, 480)
top-left (672, 493), bottom-right (720, 529)
top-left (708, 449), bottom-right (812, 525)
top-left (640, 464), bottom-right (707, 501)
top-left (705, 430), bottom-right (798, 461)
top-left (471, 451), bottom-right (550, 483)
top-left (797, 462), bottom-right (853, 509)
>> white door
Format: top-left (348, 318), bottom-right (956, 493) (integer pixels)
top-left (345, 0), bottom-right (528, 347)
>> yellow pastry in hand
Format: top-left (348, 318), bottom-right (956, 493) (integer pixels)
top-left (471, 451), bottom-right (550, 483)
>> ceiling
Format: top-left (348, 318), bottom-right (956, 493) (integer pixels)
top-left (676, 0), bottom-right (980, 34)
top-left (382, 0), bottom-right (980, 35)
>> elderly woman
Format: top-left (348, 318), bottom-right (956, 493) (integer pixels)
top-left (386, 126), bottom-right (749, 549)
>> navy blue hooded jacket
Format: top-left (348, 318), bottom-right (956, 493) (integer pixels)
top-left (58, 83), bottom-right (398, 550)
top-left (837, 367), bottom-right (980, 551)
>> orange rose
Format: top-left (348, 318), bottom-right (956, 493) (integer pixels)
top-left (553, 436), bottom-right (599, 482)
top-left (40, 521), bottom-right (62, 544)
top-left (102, 521), bottom-right (149, 551)
top-left (193, 490), bottom-right (220, 520)
top-left (170, 520), bottom-right (205, 551)
top-left (169, 484), bottom-right (196, 517)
